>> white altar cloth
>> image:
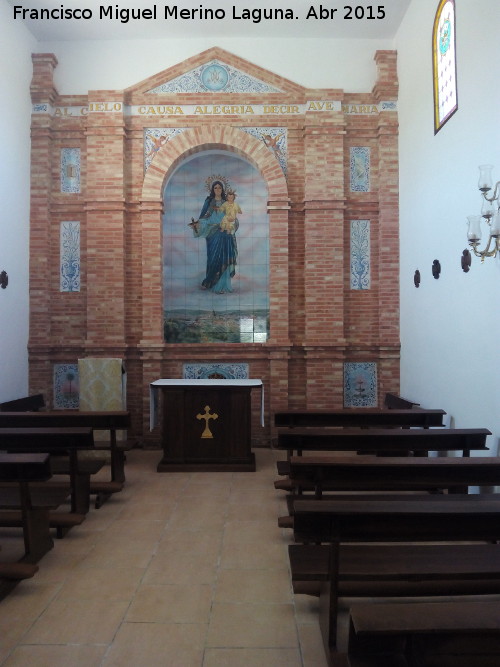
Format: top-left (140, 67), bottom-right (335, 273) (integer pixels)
top-left (150, 379), bottom-right (264, 430)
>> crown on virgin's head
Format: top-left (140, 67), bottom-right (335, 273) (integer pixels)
top-left (205, 174), bottom-right (230, 193)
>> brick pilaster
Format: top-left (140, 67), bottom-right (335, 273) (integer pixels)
top-left (139, 200), bottom-right (164, 346)
top-left (84, 91), bottom-right (127, 347)
top-left (373, 50), bottom-right (399, 101)
top-left (377, 112), bottom-right (400, 345)
top-left (303, 109), bottom-right (346, 346)
top-left (29, 55), bottom-right (58, 350)
top-left (30, 53), bottom-right (58, 107)
top-left (374, 51), bottom-right (400, 347)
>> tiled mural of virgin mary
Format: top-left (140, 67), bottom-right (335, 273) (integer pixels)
top-left (163, 151), bottom-right (269, 343)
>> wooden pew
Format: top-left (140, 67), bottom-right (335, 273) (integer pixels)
top-left (346, 600), bottom-right (500, 667)
top-left (0, 452), bottom-right (63, 576)
top-left (286, 456), bottom-right (500, 597)
top-left (276, 427), bottom-right (489, 462)
top-left (274, 429), bottom-right (491, 514)
top-left (0, 427), bottom-right (95, 524)
top-left (274, 408), bottom-right (446, 429)
top-left (0, 411), bottom-right (132, 506)
top-left (284, 450), bottom-right (495, 497)
top-left (384, 393), bottom-right (420, 409)
top-left (292, 496), bottom-right (500, 665)
top-left (0, 394), bottom-right (45, 412)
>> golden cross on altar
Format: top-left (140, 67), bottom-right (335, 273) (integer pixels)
top-left (196, 405), bottom-right (218, 439)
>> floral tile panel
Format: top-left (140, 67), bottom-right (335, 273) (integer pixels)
top-left (344, 362), bottom-right (377, 407)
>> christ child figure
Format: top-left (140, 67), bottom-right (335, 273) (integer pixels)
top-left (219, 190), bottom-right (241, 234)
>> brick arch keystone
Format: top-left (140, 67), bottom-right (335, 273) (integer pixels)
top-left (139, 126), bottom-right (290, 346)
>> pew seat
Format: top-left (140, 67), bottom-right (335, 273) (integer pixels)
top-left (288, 542), bottom-right (500, 598)
top-left (290, 496), bottom-right (500, 662)
top-left (48, 456), bottom-right (123, 509)
top-left (346, 600), bottom-right (500, 667)
top-left (0, 427), bottom-right (99, 516)
top-left (0, 484), bottom-right (85, 539)
top-left (0, 412), bottom-right (135, 501)
top-left (0, 452), bottom-right (59, 599)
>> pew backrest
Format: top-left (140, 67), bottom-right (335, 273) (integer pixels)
top-left (384, 393), bottom-right (420, 409)
top-left (293, 496), bottom-right (500, 543)
top-left (0, 394), bottom-right (45, 412)
top-left (288, 454), bottom-right (499, 495)
top-left (278, 427), bottom-right (490, 454)
top-left (0, 452), bottom-right (51, 481)
top-left (0, 411), bottom-right (130, 430)
top-left (0, 427), bottom-right (95, 452)
top-left (274, 408), bottom-right (446, 429)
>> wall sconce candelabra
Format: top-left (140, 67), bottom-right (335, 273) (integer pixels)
top-left (467, 165), bottom-right (500, 262)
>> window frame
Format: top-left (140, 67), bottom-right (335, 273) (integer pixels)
top-left (432, 0), bottom-right (458, 134)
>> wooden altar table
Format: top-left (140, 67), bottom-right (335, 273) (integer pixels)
top-left (150, 379), bottom-right (263, 472)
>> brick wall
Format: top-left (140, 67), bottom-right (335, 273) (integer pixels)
top-left (28, 48), bottom-right (400, 446)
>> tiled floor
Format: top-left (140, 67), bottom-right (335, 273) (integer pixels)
top-left (0, 448), bottom-right (329, 666)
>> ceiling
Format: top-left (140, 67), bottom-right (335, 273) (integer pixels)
top-left (8, 0), bottom-right (411, 41)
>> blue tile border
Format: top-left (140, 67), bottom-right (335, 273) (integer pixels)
top-left (183, 363), bottom-right (249, 379)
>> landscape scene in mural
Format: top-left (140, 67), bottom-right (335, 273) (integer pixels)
top-left (163, 151), bottom-right (269, 343)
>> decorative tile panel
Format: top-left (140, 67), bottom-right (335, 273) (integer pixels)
top-left (144, 128), bottom-right (190, 171)
top-left (60, 148), bottom-right (81, 193)
top-left (344, 362), bottom-right (377, 407)
top-left (53, 363), bottom-right (80, 409)
top-left (163, 151), bottom-right (270, 344)
top-left (148, 60), bottom-right (282, 94)
top-left (33, 103), bottom-right (50, 113)
top-left (60, 221), bottom-right (80, 292)
top-left (183, 363), bottom-right (249, 379)
top-left (240, 127), bottom-right (288, 176)
top-left (350, 146), bottom-right (370, 192)
top-left (350, 220), bottom-right (370, 290)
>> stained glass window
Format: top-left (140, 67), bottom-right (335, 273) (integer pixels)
top-left (433, 0), bottom-right (458, 133)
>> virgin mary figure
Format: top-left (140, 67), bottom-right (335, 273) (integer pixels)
top-left (189, 178), bottom-right (239, 293)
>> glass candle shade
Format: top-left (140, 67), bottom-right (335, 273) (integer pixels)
top-left (490, 210), bottom-right (500, 237)
top-left (481, 197), bottom-right (496, 220)
top-left (467, 215), bottom-right (482, 242)
top-left (478, 164), bottom-right (494, 192)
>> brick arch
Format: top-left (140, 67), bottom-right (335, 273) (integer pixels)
top-left (139, 126), bottom-right (290, 347)
top-left (142, 125), bottom-right (288, 202)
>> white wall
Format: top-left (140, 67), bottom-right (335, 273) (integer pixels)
top-left (36, 37), bottom-right (391, 94)
top-left (0, 0), bottom-right (36, 402)
top-left (396, 0), bottom-right (500, 452)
